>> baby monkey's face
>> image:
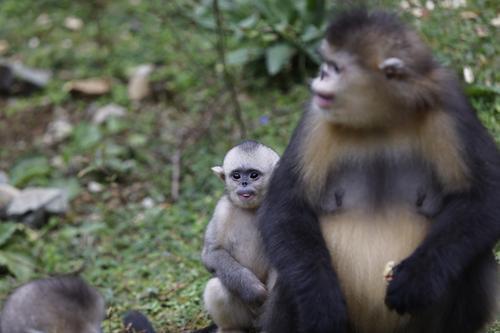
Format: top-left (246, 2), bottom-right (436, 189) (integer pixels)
top-left (226, 167), bottom-right (267, 209)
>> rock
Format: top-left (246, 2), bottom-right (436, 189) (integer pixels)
top-left (128, 64), bottom-right (153, 101)
top-left (0, 184), bottom-right (21, 211)
top-left (92, 103), bottom-right (126, 124)
top-left (0, 59), bottom-right (52, 95)
top-left (87, 181), bottom-right (103, 193)
top-left (64, 16), bottom-right (84, 31)
top-left (141, 197), bottom-right (155, 209)
top-left (0, 171), bottom-right (8, 184)
top-left (7, 188), bottom-right (68, 216)
top-left (9, 61), bottom-right (51, 87)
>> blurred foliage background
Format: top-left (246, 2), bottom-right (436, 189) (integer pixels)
top-left (0, 0), bottom-right (498, 332)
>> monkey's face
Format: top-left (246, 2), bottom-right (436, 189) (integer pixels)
top-left (215, 145), bottom-right (279, 209)
top-left (310, 40), bottom-right (413, 128)
top-left (226, 168), bottom-right (270, 209)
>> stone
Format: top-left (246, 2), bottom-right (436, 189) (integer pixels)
top-left (0, 171), bottom-right (8, 184)
top-left (7, 188), bottom-right (68, 216)
top-left (0, 184), bottom-right (21, 211)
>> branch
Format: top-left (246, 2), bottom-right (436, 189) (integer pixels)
top-left (212, 0), bottom-right (247, 138)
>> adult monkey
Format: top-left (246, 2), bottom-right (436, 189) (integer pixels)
top-left (258, 9), bottom-right (500, 333)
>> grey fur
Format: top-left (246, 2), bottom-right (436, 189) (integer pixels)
top-left (202, 142), bottom-right (279, 332)
top-left (0, 275), bottom-right (105, 333)
top-left (237, 140), bottom-right (260, 153)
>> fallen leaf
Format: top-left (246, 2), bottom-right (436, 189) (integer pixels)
top-left (128, 64), bottom-right (154, 101)
top-left (64, 78), bottom-right (111, 95)
top-left (475, 26), bottom-right (488, 37)
top-left (460, 11), bottom-right (479, 20)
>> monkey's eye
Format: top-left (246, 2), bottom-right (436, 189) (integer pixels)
top-left (327, 61), bottom-right (340, 73)
top-left (231, 172), bottom-right (241, 180)
top-left (250, 172), bottom-right (260, 179)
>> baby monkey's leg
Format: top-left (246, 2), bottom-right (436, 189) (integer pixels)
top-left (203, 278), bottom-right (254, 333)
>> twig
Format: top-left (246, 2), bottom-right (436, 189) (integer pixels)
top-left (168, 104), bottom-right (218, 202)
top-left (170, 148), bottom-right (181, 202)
top-left (212, 0), bottom-right (247, 138)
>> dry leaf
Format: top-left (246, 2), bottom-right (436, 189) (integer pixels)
top-left (128, 64), bottom-right (154, 101)
top-left (64, 78), bottom-right (111, 95)
top-left (0, 40), bottom-right (9, 55)
top-left (475, 26), bottom-right (488, 37)
top-left (460, 11), bottom-right (479, 20)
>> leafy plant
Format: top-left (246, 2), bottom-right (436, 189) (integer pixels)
top-left (0, 223), bottom-right (36, 280)
top-left (193, 0), bottom-right (330, 78)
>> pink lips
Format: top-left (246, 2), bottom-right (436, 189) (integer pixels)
top-left (239, 193), bottom-right (254, 200)
top-left (313, 93), bottom-right (335, 109)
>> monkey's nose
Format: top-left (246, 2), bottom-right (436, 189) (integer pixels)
top-left (242, 181), bottom-right (248, 186)
top-left (320, 69), bottom-right (328, 80)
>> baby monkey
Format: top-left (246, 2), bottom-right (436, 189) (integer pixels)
top-left (202, 141), bottom-right (279, 333)
top-left (0, 275), bottom-right (105, 333)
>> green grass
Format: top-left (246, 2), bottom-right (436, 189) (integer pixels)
top-left (0, 0), bottom-right (498, 332)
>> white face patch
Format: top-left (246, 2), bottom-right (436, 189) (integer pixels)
top-left (220, 143), bottom-right (280, 209)
top-left (222, 145), bottom-right (279, 178)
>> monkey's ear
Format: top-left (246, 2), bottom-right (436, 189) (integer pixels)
top-left (378, 57), bottom-right (406, 79)
top-left (211, 166), bottom-right (225, 181)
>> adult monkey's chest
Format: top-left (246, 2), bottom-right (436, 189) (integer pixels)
top-left (318, 156), bottom-right (441, 333)
top-left (318, 156), bottom-right (443, 216)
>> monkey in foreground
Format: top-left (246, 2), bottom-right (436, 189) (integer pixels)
top-left (0, 275), bottom-right (105, 333)
top-left (258, 9), bottom-right (500, 333)
top-left (202, 141), bottom-right (280, 333)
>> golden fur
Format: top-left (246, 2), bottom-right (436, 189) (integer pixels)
top-left (321, 207), bottom-right (429, 333)
top-left (297, 107), bottom-right (470, 331)
top-left (298, 108), bottom-right (470, 199)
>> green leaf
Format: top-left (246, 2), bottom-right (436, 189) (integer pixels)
top-left (238, 14), bottom-right (258, 29)
top-left (50, 178), bottom-right (81, 200)
top-left (10, 156), bottom-right (51, 187)
top-left (465, 84), bottom-right (500, 98)
top-left (0, 223), bottom-right (19, 247)
top-left (265, 43), bottom-right (295, 75)
top-left (72, 123), bottom-right (102, 151)
top-left (0, 250), bottom-right (35, 280)
top-left (301, 24), bottom-right (322, 42)
top-left (227, 47), bottom-right (263, 66)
